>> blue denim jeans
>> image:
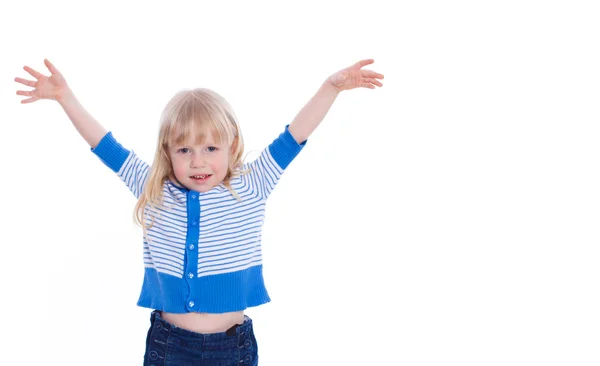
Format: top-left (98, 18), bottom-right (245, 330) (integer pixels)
top-left (144, 310), bottom-right (259, 365)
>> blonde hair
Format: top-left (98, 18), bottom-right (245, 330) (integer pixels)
top-left (133, 88), bottom-right (246, 233)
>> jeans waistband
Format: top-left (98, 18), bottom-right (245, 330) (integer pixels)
top-left (150, 310), bottom-right (252, 340)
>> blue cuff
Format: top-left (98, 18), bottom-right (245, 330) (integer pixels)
top-left (91, 132), bottom-right (131, 173)
top-left (268, 125), bottom-right (306, 170)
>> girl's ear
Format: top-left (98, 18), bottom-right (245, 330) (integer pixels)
top-left (229, 137), bottom-right (238, 156)
top-left (162, 143), bottom-right (170, 157)
top-left (161, 146), bottom-right (174, 174)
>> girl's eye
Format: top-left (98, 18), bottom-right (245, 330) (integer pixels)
top-left (178, 148), bottom-right (190, 154)
top-left (207, 146), bottom-right (218, 152)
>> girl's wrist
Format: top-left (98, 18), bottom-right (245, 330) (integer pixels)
top-left (323, 78), bottom-right (342, 95)
top-left (57, 87), bottom-right (75, 105)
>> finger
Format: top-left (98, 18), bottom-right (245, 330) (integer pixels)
top-left (360, 78), bottom-right (383, 88)
top-left (361, 82), bottom-right (375, 89)
top-left (16, 90), bottom-right (35, 97)
top-left (24, 65), bottom-right (43, 79)
top-left (368, 78), bottom-right (383, 87)
top-left (21, 96), bottom-right (39, 104)
top-left (14, 77), bottom-right (36, 87)
top-left (44, 59), bottom-right (60, 74)
top-left (362, 70), bottom-right (384, 79)
top-left (355, 59), bottom-right (375, 68)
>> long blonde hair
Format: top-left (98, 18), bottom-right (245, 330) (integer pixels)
top-left (133, 88), bottom-right (246, 233)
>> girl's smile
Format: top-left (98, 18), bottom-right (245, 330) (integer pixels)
top-left (189, 173), bottom-right (213, 184)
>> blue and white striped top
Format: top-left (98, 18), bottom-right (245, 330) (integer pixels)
top-left (92, 126), bottom-right (305, 313)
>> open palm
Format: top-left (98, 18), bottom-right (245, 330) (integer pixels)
top-left (15, 59), bottom-right (68, 103)
top-left (328, 59), bottom-right (384, 92)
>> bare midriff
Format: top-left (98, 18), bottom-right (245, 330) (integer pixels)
top-left (160, 310), bottom-right (245, 334)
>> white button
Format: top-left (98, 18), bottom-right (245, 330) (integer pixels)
top-left (189, 244), bottom-right (195, 250)
top-left (191, 194), bottom-right (196, 199)
top-left (188, 272), bottom-right (194, 279)
top-left (188, 301), bottom-right (195, 307)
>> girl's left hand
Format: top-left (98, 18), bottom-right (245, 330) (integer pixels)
top-left (328, 59), bottom-right (384, 92)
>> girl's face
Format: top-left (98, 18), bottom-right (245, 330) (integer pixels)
top-left (168, 134), bottom-right (231, 193)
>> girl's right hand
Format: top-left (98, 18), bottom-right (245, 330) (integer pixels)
top-left (15, 59), bottom-right (70, 104)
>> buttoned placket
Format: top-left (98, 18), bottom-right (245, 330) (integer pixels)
top-left (184, 191), bottom-right (200, 311)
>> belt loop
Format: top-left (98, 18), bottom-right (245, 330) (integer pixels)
top-left (226, 323), bottom-right (239, 336)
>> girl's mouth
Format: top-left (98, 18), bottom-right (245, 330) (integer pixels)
top-left (190, 174), bottom-right (212, 182)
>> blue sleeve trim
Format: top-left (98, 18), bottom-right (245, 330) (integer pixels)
top-left (268, 125), bottom-right (306, 170)
top-left (91, 132), bottom-right (131, 173)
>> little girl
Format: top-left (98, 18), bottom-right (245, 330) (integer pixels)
top-left (15, 58), bottom-right (383, 365)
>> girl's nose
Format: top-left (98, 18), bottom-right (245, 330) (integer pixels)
top-left (190, 154), bottom-right (206, 168)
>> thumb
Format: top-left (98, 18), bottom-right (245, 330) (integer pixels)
top-left (44, 59), bottom-right (60, 75)
top-left (329, 71), bottom-right (348, 87)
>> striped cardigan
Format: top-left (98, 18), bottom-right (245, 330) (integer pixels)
top-left (92, 126), bottom-right (305, 313)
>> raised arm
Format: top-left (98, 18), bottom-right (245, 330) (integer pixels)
top-left (15, 59), bottom-right (107, 148)
top-left (287, 59), bottom-right (384, 143)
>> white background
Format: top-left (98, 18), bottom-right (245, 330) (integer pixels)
top-left (1, 0), bottom-right (599, 365)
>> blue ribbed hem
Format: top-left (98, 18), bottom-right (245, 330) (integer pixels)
top-left (91, 132), bottom-right (131, 173)
top-left (269, 125), bottom-right (306, 170)
top-left (136, 266), bottom-right (271, 313)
